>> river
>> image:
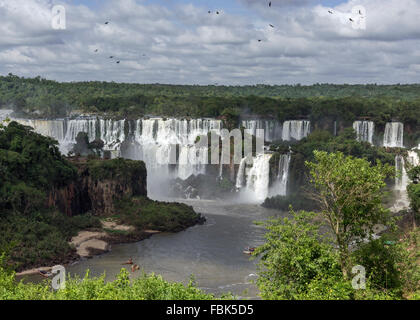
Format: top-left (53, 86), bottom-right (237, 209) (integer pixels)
top-left (52, 199), bottom-right (284, 299)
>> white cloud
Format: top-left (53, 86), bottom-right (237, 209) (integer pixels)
top-left (0, 0), bottom-right (419, 84)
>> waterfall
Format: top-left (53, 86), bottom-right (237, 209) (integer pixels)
top-left (178, 145), bottom-right (208, 180)
top-left (384, 122), bottom-right (404, 148)
top-left (276, 154), bottom-right (291, 196)
top-left (407, 150), bottom-right (420, 168)
top-left (282, 120), bottom-right (311, 141)
top-left (241, 120), bottom-right (282, 142)
top-left (244, 153), bottom-right (272, 202)
top-left (235, 157), bottom-right (247, 189)
top-left (99, 119), bottom-right (125, 157)
top-left (392, 152), bottom-right (419, 212)
top-left (131, 118), bottom-right (221, 181)
top-left (353, 121), bottom-right (374, 144)
top-left (395, 155), bottom-right (408, 192)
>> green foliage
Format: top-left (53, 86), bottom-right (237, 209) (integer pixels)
top-left (254, 210), bottom-right (343, 299)
top-left (0, 262), bottom-right (228, 300)
top-left (306, 151), bottom-right (394, 278)
top-left (353, 238), bottom-right (407, 295)
top-left (1, 75), bottom-right (420, 130)
top-left (87, 157), bottom-right (146, 181)
top-left (0, 210), bottom-right (101, 271)
top-left (0, 122), bottom-right (102, 270)
top-left (115, 196), bottom-right (203, 232)
top-left (254, 210), bottom-right (418, 300)
top-left (0, 122), bottom-right (77, 212)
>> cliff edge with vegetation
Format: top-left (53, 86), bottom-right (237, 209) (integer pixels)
top-left (0, 121), bottom-right (204, 271)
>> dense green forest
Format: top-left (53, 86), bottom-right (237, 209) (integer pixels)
top-left (1, 74), bottom-right (419, 131)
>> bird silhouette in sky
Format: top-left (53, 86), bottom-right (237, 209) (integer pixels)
top-left (116, 60), bottom-right (120, 64)
top-left (328, 10), bottom-right (333, 14)
top-left (349, 18), bottom-right (354, 22)
top-left (269, 24), bottom-right (274, 28)
top-left (269, 1), bottom-right (271, 7)
top-left (94, 49), bottom-right (98, 52)
top-left (216, 11), bottom-right (220, 14)
top-left (104, 21), bottom-right (109, 25)
top-left (109, 56), bottom-right (114, 58)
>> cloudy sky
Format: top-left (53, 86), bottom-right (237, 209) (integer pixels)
top-left (0, 0), bottom-right (419, 85)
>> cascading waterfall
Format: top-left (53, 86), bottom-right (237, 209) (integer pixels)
top-left (395, 155), bottom-right (408, 192)
top-left (384, 122), bottom-right (404, 148)
top-left (131, 118), bottom-right (222, 182)
top-left (241, 120), bottom-right (282, 142)
top-left (7, 115), bottom-right (299, 201)
top-left (242, 119), bottom-right (309, 142)
top-left (235, 157), bottom-right (247, 189)
top-left (353, 121), bottom-right (374, 144)
top-left (244, 153), bottom-right (272, 202)
top-left (276, 154), bottom-right (291, 196)
top-left (392, 151), bottom-right (419, 212)
top-left (282, 120), bottom-right (311, 141)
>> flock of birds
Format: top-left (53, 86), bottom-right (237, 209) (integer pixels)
top-left (91, 2), bottom-right (362, 67)
top-left (94, 21), bottom-right (147, 64)
top-left (92, 2), bottom-right (279, 64)
top-left (328, 8), bottom-right (365, 23)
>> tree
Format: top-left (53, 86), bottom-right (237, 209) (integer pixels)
top-left (254, 210), bottom-right (350, 299)
top-left (305, 151), bottom-right (394, 278)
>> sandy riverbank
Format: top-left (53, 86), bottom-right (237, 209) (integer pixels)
top-left (16, 220), bottom-right (161, 277)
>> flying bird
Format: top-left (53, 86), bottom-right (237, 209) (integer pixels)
top-left (94, 49), bottom-right (98, 52)
top-left (116, 60), bottom-right (120, 64)
top-left (269, 1), bottom-right (271, 7)
top-left (109, 56), bottom-right (114, 58)
top-left (258, 39), bottom-right (262, 42)
top-left (104, 21), bottom-right (109, 24)
top-left (328, 10), bottom-right (333, 14)
top-left (216, 11), bottom-right (219, 14)
top-left (359, 10), bottom-right (362, 15)
top-left (349, 18), bottom-right (354, 22)
top-left (208, 10), bottom-right (211, 14)
top-left (269, 24), bottom-right (274, 28)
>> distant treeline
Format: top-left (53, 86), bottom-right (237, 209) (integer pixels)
top-left (1, 74), bottom-right (419, 128)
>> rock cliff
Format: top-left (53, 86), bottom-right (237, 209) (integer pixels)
top-left (48, 157), bottom-right (147, 216)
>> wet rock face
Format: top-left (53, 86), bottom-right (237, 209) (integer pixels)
top-left (48, 158), bottom-right (147, 216)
